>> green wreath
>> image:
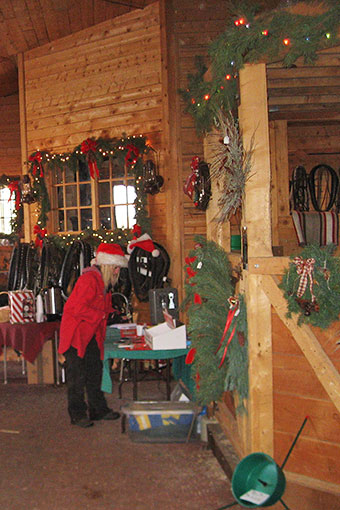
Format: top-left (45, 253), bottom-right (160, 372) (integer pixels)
top-left (279, 244), bottom-right (340, 329)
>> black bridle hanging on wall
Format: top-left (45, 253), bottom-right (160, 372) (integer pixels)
top-left (308, 164), bottom-right (339, 212)
top-left (290, 165), bottom-right (309, 212)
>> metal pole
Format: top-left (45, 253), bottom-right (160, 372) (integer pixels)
top-left (215, 502), bottom-right (238, 509)
top-left (281, 416), bottom-right (309, 470)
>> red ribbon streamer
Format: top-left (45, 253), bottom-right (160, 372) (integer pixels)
top-left (33, 224), bottom-right (47, 248)
top-left (29, 152), bottom-right (44, 177)
top-left (215, 297), bottom-right (240, 368)
top-left (215, 307), bottom-right (237, 355)
top-left (293, 256), bottom-right (316, 301)
top-left (8, 181), bottom-right (21, 210)
top-left (81, 138), bottom-right (99, 179)
top-left (185, 347), bottom-right (196, 365)
top-left (125, 144), bottom-right (139, 166)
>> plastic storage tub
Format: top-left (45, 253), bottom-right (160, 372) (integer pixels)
top-left (121, 401), bottom-right (199, 443)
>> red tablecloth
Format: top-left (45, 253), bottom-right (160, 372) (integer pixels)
top-left (0, 321), bottom-right (60, 363)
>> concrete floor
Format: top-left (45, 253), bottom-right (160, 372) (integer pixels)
top-left (0, 361), bottom-right (235, 510)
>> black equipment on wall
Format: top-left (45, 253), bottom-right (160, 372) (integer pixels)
top-left (148, 288), bottom-right (179, 325)
top-left (308, 163), bottom-right (339, 212)
top-left (290, 165), bottom-right (309, 212)
top-left (142, 159), bottom-right (164, 195)
top-left (8, 242), bottom-right (40, 292)
top-left (58, 240), bottom-right (93, 300)
top-left (128, 241), bottom-right (170, 302)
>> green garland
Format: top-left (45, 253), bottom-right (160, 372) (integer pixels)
top-left (184, 236), bottom-right (248, 408)
top-left (26, 134), bottom-right (153, 234)
top-left (179, 1), bottom-right (340, 133)
top-left (279, 244), bottom-right (340, 329)
top-left (46, 227), bottom-right (133, 251)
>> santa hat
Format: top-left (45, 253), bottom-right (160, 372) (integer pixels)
top-left (95, 243), bottom-right (128, 267)
top-left (127, 233), bottom-right (160, 257)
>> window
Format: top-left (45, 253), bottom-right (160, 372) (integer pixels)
top-left (0, 187), bottom-right (15, 234)
top-left (53, 158), bottom-right (136, 233)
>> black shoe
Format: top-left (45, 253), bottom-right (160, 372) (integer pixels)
top-left (90, 409), bottom-right (120, 421)
top-left (71, 417), bottom-right (94, 428)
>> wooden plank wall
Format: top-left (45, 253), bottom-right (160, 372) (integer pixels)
top-left (171, 0), bottom-right (230, 261)
top-left (272, 310), bottom-right (340, 488)
top-left (0, 94), bottom-right (21, 175)
top-left (268, 46), bottom-right (340, 256)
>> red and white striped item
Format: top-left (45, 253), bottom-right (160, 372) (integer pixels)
top-left (8, 291), bottom-right (35, 324)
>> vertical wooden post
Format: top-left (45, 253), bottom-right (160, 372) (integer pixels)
top-left (18, 52), bottom-right (31, 243)
top-left (159, 0), bottom-right (184, 301)
top-left (269, 120), bottom-right (289, 248)
top-left (238, 63), bottom-right (273, 455)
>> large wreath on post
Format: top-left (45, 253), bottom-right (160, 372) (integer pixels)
top-left (279, 244), bottom-right (340, 329)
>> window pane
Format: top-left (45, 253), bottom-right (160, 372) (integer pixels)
top-left (55, 166), bottom-right (63, 184)
top-left (0, 188), bottom-right (15, 234)
top-left (78, 160), bottom-right (90, 182)
top-left (65, 185), bottom-right (77, 207)
top-left (79, 183), bottom-right (91, 206)
top-left (114, 205), bottom-right (128, 229)
top-left (113, 184), bottom-right (128, 205)
top-left (57, 187), bottom-right (64, 208)
top-left (98, 182), bottom-right (110, 205)
top-left (112, 159), bottom-right (124, 178)
top-left (99, 207), bottom-right (112, 230)
top-left (99, 159), bottom-right (109, 180)
top-left (65, 166), bottom-right (76, 183)
top-left (127, 185), bottom-right (136, 203)
top-left (128, 205), bottom-right (136, 228)
top-left (80, 209), bottom-right (92, 230)
top-left (66, 209), bottom-right (78, 231)
top-left (58, 210), bottom-right (65, 231)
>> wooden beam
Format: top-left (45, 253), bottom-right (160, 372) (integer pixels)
top-left (245, 273), bottom-right (274, 455)
top-left (159, 0), bottom-right (185, 302)
top-left (261, 274), bottom-right (340, 413)
top-left (238, 63), bottom-right (272, 258)
top-left (18, 52), bottom-right (31, 243)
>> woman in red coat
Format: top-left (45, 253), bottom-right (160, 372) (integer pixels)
top-left (59, 243), bottom-right (128, 428)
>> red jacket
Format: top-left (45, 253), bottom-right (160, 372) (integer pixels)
top-left (58, 266), bottom-right (113, 359)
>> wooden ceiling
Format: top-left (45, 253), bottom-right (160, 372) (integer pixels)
top-left (0, 0), bottom-right (156, 97)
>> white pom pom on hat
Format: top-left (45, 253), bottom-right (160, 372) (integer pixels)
top-left (95, 243), bottom-right (128, 267)
top-left (127, 233), bottom-right (160, 257)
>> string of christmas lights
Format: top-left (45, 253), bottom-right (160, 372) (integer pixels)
top-left (179, 1), bottom-right (340, 133)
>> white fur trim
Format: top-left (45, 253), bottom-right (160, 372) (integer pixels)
top-left (96, 252), bottom-right (128, 267)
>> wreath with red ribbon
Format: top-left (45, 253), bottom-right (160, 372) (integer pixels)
top-left (280, 244), bottom-right (340, 328)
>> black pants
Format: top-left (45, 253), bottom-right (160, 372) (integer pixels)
top-left (64, 337), bottom-right (110, 422)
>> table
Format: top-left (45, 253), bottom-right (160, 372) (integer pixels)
top-left (101, 340), bottom-right (189, 400)
top-left (0, 321), bottom-right (60, 384)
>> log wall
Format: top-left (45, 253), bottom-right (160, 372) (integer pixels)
top-left (0, 94), bottom-right (21, 175)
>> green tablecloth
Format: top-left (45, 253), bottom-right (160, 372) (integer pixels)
top-left (101, 339), bottom-right (190, 393)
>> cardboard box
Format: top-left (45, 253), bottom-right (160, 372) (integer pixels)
top-left (27, 340), bottom-right (55, 385)
top-left (144, 321), bottom-right (186, 350)
top-left (121, 401), bottom-right (199, 442)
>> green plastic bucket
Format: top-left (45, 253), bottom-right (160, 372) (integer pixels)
top-left (231, 453), bottom-right (286, 508)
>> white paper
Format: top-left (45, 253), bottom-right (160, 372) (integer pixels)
top-left (240, 490), bottom-right (270, 504)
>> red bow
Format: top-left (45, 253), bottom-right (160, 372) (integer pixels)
top-left (8, 181), bottom-right (21, 210)
top-left (185, 347), bottom-right (196, 365)
top-left (185, 256), bottom-right (197, 265)
top-left (293, 256), bottom-right (316, 301)
top-left (33, 224), bottom-right (47, 248)
top-left (194, 293), bottom-right (202, 305)
top-left (29, 152), bottom-right (44, 177)
top-left (125, 144), bottom-right (139, 166)
top-left (132, 224), bottom-right (142, 238)
top-left (81, 138), bottom-right (99, 179)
